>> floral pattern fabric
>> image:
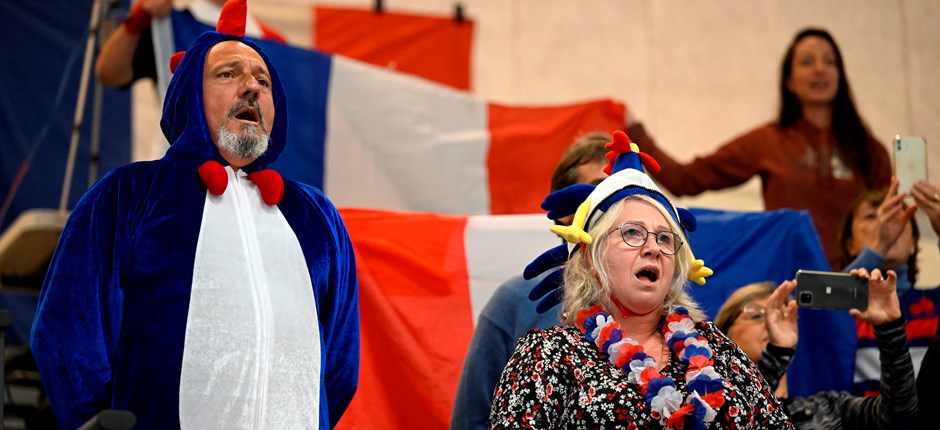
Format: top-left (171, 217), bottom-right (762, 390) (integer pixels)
top-left (489, 321), bottom-right (793, 429)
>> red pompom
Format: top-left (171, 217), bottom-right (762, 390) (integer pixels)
top-left (248, 169), bottom-right (284, 206)
top-left (198, 161), bottom-right (228, 196)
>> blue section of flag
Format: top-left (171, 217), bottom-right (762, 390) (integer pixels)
top-left (261, 41), bottom-right (331, 188)
top-left (172, 11), bottom-right (332, 189)
top-left (686, 207), bottom-right (831, 317)
top-left (687, 207), bottom-right (852, 397)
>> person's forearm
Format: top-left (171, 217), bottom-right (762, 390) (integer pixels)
top-left (626, 122), bottom-right (765, 197)
top-left (97, 0), bottom-right (155, 87)
top-left (757, 343), bottom-right (794, 391)
top-left (841, 247), bottom-right (886, 273)
top-left (872, 318), bottom-right (917, 428)
top-left (96, 26), bottom-right (143, 87)
top-left (841, 317), bottom-right (917, 429)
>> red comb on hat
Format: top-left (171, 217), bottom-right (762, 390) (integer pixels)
top-left (216, 0), bottom-right (248, 37)
top-left (169, 51), bottom-right (186, 74)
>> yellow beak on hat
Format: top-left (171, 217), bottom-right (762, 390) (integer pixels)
top-left (550, 200), bottom-right (593, 244)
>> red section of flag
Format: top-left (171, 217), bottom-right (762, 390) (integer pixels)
top-left (856, 319), bottom-right (875, 339)
top-left (337, 209), bottom-right (474, 430)
top-left (314, 6), bottom-right (473, 90)
top-left (486, 100), bottom-right (626, 214)
top-left (906, 316), bottom-right (938, 340)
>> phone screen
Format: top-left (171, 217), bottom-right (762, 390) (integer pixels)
top-left (893, 135), bottom-right (927, 194)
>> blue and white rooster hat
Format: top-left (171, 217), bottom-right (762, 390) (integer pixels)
top-left (526, 130), bottom-right (714, 313)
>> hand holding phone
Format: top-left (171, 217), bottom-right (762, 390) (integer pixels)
top-left (847, 268), bottom-right (902, 325)
top-left (893, 135), bottom-right (927, 194)
top-left (795, 270), bottom-right (868, 311)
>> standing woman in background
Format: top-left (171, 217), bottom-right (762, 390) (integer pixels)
top-left (630, 27), bottom-right (891, 268)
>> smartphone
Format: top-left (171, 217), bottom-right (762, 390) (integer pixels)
top-left (893, 135), bottom-right (927, 194)
top-left (795, 270), bottom-right (868, 311)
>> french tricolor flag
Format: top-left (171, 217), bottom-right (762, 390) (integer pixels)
top-left (172, 10), bottom-right (627, 216)
top-left (337, 207), bottom-right (851, 429)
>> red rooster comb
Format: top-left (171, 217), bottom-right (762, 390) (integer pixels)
top-left (216, 0), bottom-right (248, 37)
top-left (169, 51), bottom-right (186, 74)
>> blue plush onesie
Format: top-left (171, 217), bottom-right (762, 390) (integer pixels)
top-left (30, 11), bottom-right (358, 430)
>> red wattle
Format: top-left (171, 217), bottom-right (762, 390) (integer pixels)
top-left (638, 152), bottom-right (661, 174)
top-left (198, 161), bottom-right (228, 196)
top-left (609, 294), bottom-right (657, 319)
top-left (248, 169), bottom-right (284, 205)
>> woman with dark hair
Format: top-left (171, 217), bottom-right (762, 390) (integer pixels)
top-left (630, 27), bottom-right (891, 268)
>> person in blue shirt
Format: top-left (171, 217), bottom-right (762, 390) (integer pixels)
top-left (450, 133), bottom-right (608, 430)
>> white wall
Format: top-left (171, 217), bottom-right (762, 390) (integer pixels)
top-left (248, 0), bottom-right (940, 286)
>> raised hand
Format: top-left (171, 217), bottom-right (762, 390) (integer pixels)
top-left (910, 180), bottom-right (940, 236)
top-left (848, 268), bottom-right (902, 326)
top-left (872, 178), bottom-right (917, 259)
top-left (765, 280), bottom-right (798, 349)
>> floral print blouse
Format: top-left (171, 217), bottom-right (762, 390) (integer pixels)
top-left (489, 320), bottom-right (794, 429)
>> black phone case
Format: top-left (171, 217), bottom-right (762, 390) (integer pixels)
top-left (795, 270), bottom-right (869, 311)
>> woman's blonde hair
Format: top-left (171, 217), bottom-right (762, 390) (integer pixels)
top-left (560, 195), bottom-right (705, 324)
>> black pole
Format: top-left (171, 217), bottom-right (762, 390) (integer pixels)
top-left (0, 309), bottom-right (13, 430)
top-left (454, 2), bottom-right (464, 23)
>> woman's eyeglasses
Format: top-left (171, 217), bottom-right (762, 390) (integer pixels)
top-left (737, 302), bottom-right (790, 325)
top-left (739, 304), bottom-right (767, 323)
top-left (609, 222), bottom-right (683, 255)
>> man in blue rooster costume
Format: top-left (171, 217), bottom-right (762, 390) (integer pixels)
top-left (30, 1), bottom-right (359, 428)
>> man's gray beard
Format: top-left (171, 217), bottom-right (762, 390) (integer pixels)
top-left (217, 123), bottom-right (269, 162)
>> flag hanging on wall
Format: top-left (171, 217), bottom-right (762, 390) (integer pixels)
top-left (338, 207), bottom-right (850, 429)
top-left (314, 6), bottom-right (474, 91)
top-left (172, 11), bottom-right (627, 216)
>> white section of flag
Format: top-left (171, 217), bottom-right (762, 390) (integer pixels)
top-left (463, 214), bottom-right (560, 322)
top-left (325, 56), bottom-right (491, 214)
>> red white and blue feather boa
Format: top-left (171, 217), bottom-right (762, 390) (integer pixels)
top-left (576, 305), bottom-right (726, 430)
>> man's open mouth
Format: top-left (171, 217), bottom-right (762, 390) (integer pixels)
top-left (234, 107), bottom-right (259, 123)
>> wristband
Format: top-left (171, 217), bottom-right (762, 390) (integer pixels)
top-left (123, 2), bottom-right (153, 36)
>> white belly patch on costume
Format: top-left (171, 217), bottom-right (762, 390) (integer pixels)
top-left (180, 166), bottom-right (321, 429)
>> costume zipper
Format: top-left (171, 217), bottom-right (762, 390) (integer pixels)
top-left (231, 169), bottom-right (272, 428)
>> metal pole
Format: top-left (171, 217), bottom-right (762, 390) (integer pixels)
top-left (151, 16), bottom-right (174, 107)
top-left (0, 309), bottom-right (12, 430)
top-left (59, 0), bottom-right (105, 213)
top-left (88, 61), bottom-right (104, 188)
